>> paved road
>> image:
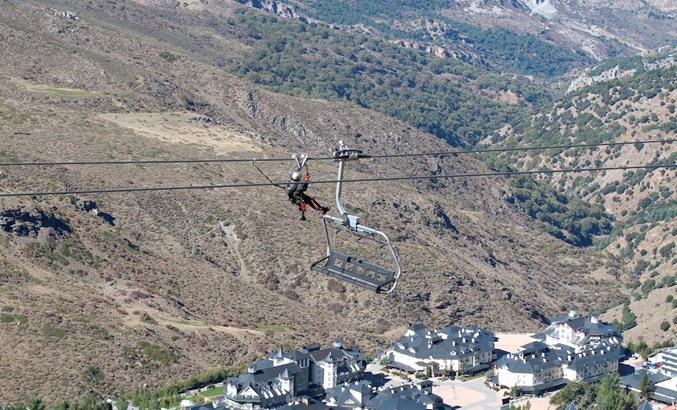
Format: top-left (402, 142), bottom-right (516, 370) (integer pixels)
top-left (366, 363), bottom-right (551, 410)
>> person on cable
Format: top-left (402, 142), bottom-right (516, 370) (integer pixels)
top-left (285, 169), bottom-right (330, 220)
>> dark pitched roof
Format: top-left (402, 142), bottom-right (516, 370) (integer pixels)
top-left (309, 347), bottom-right (360, 363)
top-left (366, 384), bottom-right (442, 410)
top-left (276, 404), bottom-right (330, 410)
top-left (226, 362), bottom-right (301, 400)
top-left (284, 350), bottom-right (311, 362)
top-left (565, 402), bottom-right (577, 410)
top-left (372, 397), bottom-right (426, 410)
top-left (184, 404), bottom-right (220, 410)
top-left (637, 400), bottom-right (653, 410)
top-left (620, 370), bottom-right (676, 404)
top-left (496, 348), bottom-right (564, 373)
top-left (544, 315), bottom-right (621, 345)
top-left (409, 323), bottom-right (427, 332)
top-left (325, 381), bottom-right (373, 407)
top-left (499, 341), bottom-right (622, 376)
top-left (520, 341), bottom-right (549, 355)
top-left (568, 344), bottom-right (623, 371)
top-left (392, 325), bottom-right (494, 360)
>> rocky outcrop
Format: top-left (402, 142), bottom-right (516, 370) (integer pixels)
top-left (567, 65), bottom-right (630, 93)
top-left (0, 207), bottom-right (71, 237)
top-left (567, 51), bottom-right (676, 93)
top-left (73, 200), bottom-right (116, 226)
top-left (232, 0), bottom-right (300, 19)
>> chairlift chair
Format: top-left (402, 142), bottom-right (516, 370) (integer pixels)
top-left (310, 144), bottom-right (402, 293)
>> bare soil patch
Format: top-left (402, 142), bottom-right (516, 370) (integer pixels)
top-left (98, 112), bottom-right (263, 155)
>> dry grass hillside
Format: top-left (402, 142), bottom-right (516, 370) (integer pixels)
top-left (0, 0), bottom-right (627, 403)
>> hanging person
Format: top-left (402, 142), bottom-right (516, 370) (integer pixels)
top-left (285, 169), bottom-right (330, 220)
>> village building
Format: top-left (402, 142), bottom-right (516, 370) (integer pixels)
top-left (389, 323), bottom-right (495, 376)
top-left (364, 382), bottom-right (443, 410)
top-left (223, 340), bottom-right (363, 409)
top-left (542, 308), bottom-right (623, 351)
top-left (649, 346), bottom-right (677, 377)
top-left (496, 309), bottom-right (623, 393)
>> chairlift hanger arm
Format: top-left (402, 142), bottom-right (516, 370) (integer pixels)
top-left (310, 143), bottom-right (402, 294)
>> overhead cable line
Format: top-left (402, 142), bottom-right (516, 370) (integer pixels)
top-left (0, 164), bottom-right (673, 198)
top-left (368, 138), bottom-right (676, 159)
top-left (0, 139), bottom-right (673, 167)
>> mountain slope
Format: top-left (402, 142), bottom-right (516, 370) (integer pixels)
top-left (235, 0), bottom-right (676, 76)
top-left (490, 57), bottom-right (677, 344)
top-left (0, 0), bottom-right (627, 403)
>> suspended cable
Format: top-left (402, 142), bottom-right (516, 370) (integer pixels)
top-left (0, 139), bottom-right (673, 167)
top-left (368, 138), bottom-right (676, 159)
top-left (0, 164), bottom-right (673, 197)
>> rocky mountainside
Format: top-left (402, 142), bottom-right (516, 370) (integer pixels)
top-left (490, 58), bottom-right (677, 344)
top-left (0, 0), bottom-right (627, 403)
top-left (230, 0), bottom-right (676, 77)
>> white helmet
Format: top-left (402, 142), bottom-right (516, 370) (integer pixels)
top-left (290, 169), bottom-right (301, 181)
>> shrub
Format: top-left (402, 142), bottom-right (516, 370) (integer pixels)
top-left (659, 242), bottom-right (675, 258)
top-left (138, 340), bottom-right (178, 364)
top-left (159, 51), bottom-right (177, 63)
top-left (42, 326), bottom-right (66, 339)
top-left (660, 320), bottom-right (671, 331)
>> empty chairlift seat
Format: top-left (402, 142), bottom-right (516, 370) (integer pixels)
top-left (311, 251), bottom-right (397, 293)
top-left (308, 143), bottom-right (402, 294)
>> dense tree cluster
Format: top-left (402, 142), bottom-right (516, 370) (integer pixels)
top-left (279, 0), bottom-right (594, 76)
top-left (508, 175), bottom-right (613, 247)
top-left (549, 374), bottom-right (636, 410)
top-left (492, 64), bottom-right (676, 248)
top-left (228, 9), bottom-right (550, 147)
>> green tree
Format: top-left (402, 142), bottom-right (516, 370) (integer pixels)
top-left (510, 384), bottom-right (519, 398)
top-left (76, 393), bottom-right (107, 410)
top-left (27, 398), bottom-right (46, 410)
top-left (638, 372), bottom-right (654, 399)
top-left (114, 397), bottom-right (127, 410)
top-left (550, 382), bottom-right (595, 410)
top-left (51, 401), bottom-right (72, 410)
top-left (595, 374), bottom-right (635, 410)
top-left (621, 303), bottom-right (637, 331)
top-left (83, 365), bottom-right (103, 384)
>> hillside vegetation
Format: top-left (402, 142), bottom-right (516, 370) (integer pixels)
top-left (492, 56), bottom-right (677, 344)
top-left (0, 0), bottom-right (630, 403)
top-left (282, 0), bottom-right (595, 77)
top-left (227, 8), bottom-right (550, 147)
